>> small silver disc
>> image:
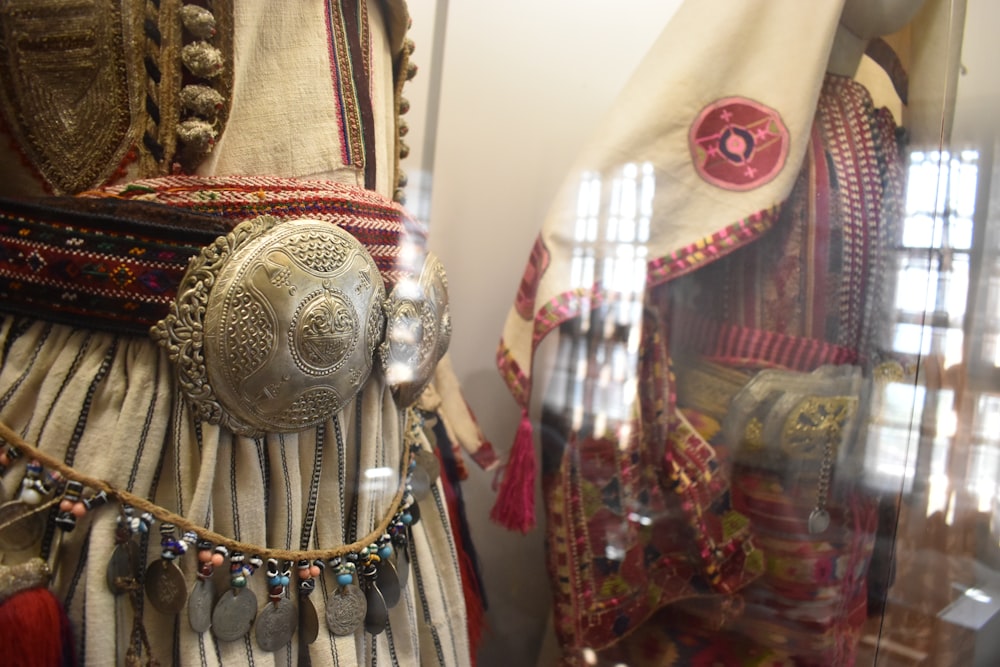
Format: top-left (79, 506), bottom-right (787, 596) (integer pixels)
top-left (144, 560), bottom-right (188, 615)
top-left (808, 508), bottom-right (831, 535)
top-left (107, 540), bottom-right (140, 595)
top-left (212, 587), bottom-right (258, 641)
top-left (0, 501), bottom-right (44, 552)
top-left (364, 585), bottom-right (389, 635)
top-left (256, 598), bottom-right (297, 652)
top-left (325, 583), bottom-right (366, 636)
top-left (188, 578), bottom-right (215, 633)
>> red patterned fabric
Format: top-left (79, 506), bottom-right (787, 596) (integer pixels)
top-left (537, 74), bottom-right (905, 665)
top-left (0, 176), bottom-right (424, 334)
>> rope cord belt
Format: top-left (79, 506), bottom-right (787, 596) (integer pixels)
top-left (0, 418), bottom-right (424, 561)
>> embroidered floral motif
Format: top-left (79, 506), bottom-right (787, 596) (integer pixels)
top-left (689, 97), bottom-right (789, 191)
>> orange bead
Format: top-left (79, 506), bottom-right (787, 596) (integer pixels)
top-left (59, 499), bottom-right (73, 512)
top-left (199, 550), bottom-right (213, 563)
top-left (71, 502), bottom-right (87, 518)
top-left (211, 553), bottom-right (225, 567)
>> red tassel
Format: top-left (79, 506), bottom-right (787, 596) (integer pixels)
top-left (0, 587), bottom-right (75, 666)
top-left (489, 408), bottom-right (537, 533)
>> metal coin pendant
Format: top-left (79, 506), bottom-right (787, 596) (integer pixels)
top-left (395, 544), bottom-right (410, 591)
top-left (414, 449), bottom-right (441, 486)
top-left (145, 559), bottom-right (188, 615)
top-left (325, 583), bottom-right (366, 636)
top-left (364, 584), bottom-right (389, 635)
top-left (409, 466), bottom-right (432, 502)
top-left (408, 500), bottom-right (421, 526)
top-left (106, 540), bottom-right (140, 595)
top-left (377, 560), bottom-right (401, 609)
top-left (808, 508), bottom-right (831, 535)
top-left (0, 501), bottom-right (44, 552)
top-left (188, 578), bottom-right (215, 633)
top-left (299, 596), bottom-right (319, 645)
top-left (212, 587), bottom-right (258, 642)
top-left (256, 598), bottom-right (297, 652)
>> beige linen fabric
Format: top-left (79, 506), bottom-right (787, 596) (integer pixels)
top-left (499, 0), bottom-right (847, 398)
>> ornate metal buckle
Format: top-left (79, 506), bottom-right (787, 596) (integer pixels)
top-left (152, 216), bottom-right (449, 436)
top-left (152, 216), bottom-right (386, 436)
top-left (380, 253), bottom-right (451, 407)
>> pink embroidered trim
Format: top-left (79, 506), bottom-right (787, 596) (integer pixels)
top-left (689, 97), bottom-right (789, 191)
top-left (646, 207), bottom-right (780, 286)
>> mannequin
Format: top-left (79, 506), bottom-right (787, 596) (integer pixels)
top-left (495, 0), bottom-right (928, 665)
top-left (0, 2), bottom-right (485, 665)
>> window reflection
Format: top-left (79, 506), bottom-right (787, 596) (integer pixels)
top-left (552, 163), bottom-right (654, 437)
top-left (869, 148), bottom-right (1000, 534)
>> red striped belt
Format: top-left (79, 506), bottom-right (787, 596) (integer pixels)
top-left (0, 177), bottom-right (424, 336)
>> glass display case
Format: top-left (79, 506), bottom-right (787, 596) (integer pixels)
top-left (424, 0), bottom-right (1000, 665)
top-left (0, 0), bottom-right (996, 665)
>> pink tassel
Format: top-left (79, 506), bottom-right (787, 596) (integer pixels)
top-left (489, 408), bottom-right (537, 533)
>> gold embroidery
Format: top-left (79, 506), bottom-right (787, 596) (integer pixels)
top-left (676, 361), bottom-right (752, 421)
top-left (0, 1), bottom-right (233, 192)
top-left (743, 417), bottom-right (765, 452)
top-left (780, 395), bottom-right (857, 460)
top-left (0, 0), bottom-right (142, 194)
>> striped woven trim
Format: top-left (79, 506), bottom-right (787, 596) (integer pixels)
top-left (0, 176), bottom-right (424, 335)
top-left (672, 308), bottom-right (857, 372)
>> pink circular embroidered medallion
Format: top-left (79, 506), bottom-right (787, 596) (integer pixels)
top-left (689, 97), bottom-right (789, 191)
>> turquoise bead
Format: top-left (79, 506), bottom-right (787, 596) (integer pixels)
top-left (336, 572), bottom-right (353, 587)
top-left (378, 544), bottom-right (393, 559)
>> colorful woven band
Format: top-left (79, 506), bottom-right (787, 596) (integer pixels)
top-left (0, 178), bottom-right (421, 335)
top-left (672, 308), bottom-right (858, 371)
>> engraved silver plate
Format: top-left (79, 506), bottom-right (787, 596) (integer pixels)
top-left (326, 583), bottom-right (366, 636)
top-left (145, 560), bottom-right (188, 615)
top-left (256, 598), bottom-right (296, 652)
top-left (380, 253), bottom-right (451, 407)
top-left (212, 587), bottom-right (258, 641)
top-left (152, 217), bottom-right (387, 436)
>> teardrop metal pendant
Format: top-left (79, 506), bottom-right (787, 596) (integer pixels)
top-left (364, 584), bottom-right (389, 635)
top-left (188, 578), bottom-right (215, 633)
top-left (106, 539), bottom-right (140, 595)
top-left (377, 559), bottom-right (401, 609)
top-left (299, 595), bottom-right (320, 645)
top-left (144, 559), bottom-right (188, 615)
top-left (394, 544), bottom-right (410, 593)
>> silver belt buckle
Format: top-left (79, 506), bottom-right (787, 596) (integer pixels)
top-left (152, 216), bottom-right (450, 436)
top-left (381, 253), bottom-right (451, 408)
top-left (152, 216), bottom-right (384, 436)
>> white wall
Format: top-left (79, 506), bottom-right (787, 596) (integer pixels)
top-left (404, 2), bottom-right (681, 664)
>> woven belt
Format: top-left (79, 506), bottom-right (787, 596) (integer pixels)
top-left (0, 189), bottom-right (451, 435)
